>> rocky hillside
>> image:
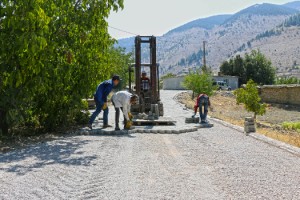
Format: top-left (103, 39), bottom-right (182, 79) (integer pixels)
top-left (116, 1), bottom-right (300, 76)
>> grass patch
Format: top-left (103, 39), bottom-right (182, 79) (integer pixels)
top-left (282, 122), bottom-right (300, 132)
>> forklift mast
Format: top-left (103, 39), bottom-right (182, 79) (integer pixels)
top-left (129, 35), bottom-right (162, 115)
top-left (134, 36), bottom-right (159, 102)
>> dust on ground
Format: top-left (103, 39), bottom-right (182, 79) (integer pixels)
top-left (175, 91), bottom-right (300, 147)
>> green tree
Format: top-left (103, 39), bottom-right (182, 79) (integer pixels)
top-left (0, 0), bottom-right (124, 135)
top-left (220, 50), bottom-right (275, 85)
top-left (183, 71), bottom-right (215, 96)
top-left (244, 50), bottom-right (275, 85)
top-left (220, 60), bottom-right (233, 75)
top-left (234, 80), bottom-right (266, 120)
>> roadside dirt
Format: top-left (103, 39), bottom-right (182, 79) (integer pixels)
top-left (175, 91), bottom-right (300, 147)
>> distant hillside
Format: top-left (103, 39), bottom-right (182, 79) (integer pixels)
top-left (283, 12), bottom-right (300, 26)
top-left (166, 15), bottom-right (232, 34)
top-left (224, 3), bottom-right (299, 24)
top-left (116, 37), bottom-right (134, 52)
top-left (235, 13), bottom-right (300, 51)
top-left (283, 1), bottom-right (300, 10)
top-left (116, 1), bottom-right (300, 76)
top-left (231, 12), bottom-right (300, 76)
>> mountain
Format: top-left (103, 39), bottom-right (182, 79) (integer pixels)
top-left (116, 37), bottom-right (134, 52)
top-left (224, 3), bottom-right (299, 25)
top-left (232, 13), bottom-right (300, 76)
top-left (166, 15), bottom-right (232, 34)
top-left (116, 2), bottom-right (300, 76)
top-left (283, 1), bottom-right (300, 10)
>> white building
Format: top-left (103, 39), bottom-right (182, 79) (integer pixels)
top-left (163, 75), bottom-right (239, 90)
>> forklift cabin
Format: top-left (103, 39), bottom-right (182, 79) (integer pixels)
top-left (129, 36), bottom-right (164, 116)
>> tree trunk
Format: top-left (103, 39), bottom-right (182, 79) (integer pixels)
top-left (0, 109), bottom-right (9, 135)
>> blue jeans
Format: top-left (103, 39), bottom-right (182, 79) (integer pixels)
top-left (198, 96), bottom-right (208, 122)
top-left (89, 101), bottom-right (109, 125)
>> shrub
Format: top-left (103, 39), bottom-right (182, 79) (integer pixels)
top-left (234, 80), bottom-right (266, 120)
top-left (282, 122), bottom-right (300, 132)
top-left (183, 71), bottom-right (215, 96)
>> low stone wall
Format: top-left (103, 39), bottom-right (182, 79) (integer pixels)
top-left (259, 85), bottom-right (300, 106)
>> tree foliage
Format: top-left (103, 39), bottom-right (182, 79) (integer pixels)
top-left (220, 50), bottom-right (275, 85)
top-left (0, 0), bottom-right (128, 135)
top-left (234, 80), bottom-right (266, 120)
top-left (283, 13), bottom-right (300, 27)
top-left (182, 71), bottom-right (215, 96)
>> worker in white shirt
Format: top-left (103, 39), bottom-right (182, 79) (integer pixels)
top-left (111, 91), bottom-right (138, 130)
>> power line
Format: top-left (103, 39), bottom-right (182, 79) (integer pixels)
top-left (108, 25), bottom-right (139, 36)
top-left (109, 25), bottom-right (207, 46)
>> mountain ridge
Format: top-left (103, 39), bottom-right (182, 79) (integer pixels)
top-left (116, 1), bottom-right (300, 76)
top-left (283, 1), bottom-right (300, 10)
top-left (166, 14), bottom-right (232, 35)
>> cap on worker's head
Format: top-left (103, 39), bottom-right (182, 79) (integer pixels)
top-left (142, 71), bottom-right (147, 75)
top-left (112, 75), bottom-right (121, 81)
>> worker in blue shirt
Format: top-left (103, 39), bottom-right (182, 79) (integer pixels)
top-left (88, 75), bottom-right (120, 129)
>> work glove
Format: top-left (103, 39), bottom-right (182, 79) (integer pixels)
top-left (102, 102), bottom-right (107, 110)
top-left (128, 112), bottom-right (133, 120)
top-left (125, 121), bottom-right (133, 130)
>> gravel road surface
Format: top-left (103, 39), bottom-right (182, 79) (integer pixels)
top-left (1, 90), bottom-right (300, 200)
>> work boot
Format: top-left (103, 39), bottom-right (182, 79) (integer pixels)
top-left (103, 124), bottom-right (113, 129)
top-left (88, 123), bottom-right (93, 130)
top-left (115, 127), bottom-right (120, 131)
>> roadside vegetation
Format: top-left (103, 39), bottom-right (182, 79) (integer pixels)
top-left (178, 50), bottom-right (300, 147)
top-left (234, 80), bottom-right (266, 121)
top-left (182, 69), bottom-right (216, 96)
top-left (275, 76), bottom-right (300, 84)
top-left (0, 0), bottom-right (129, 138)
top-left (282, 122), bottom-right (300, 132)
top-left (220, 50), bottom-right (276, 85)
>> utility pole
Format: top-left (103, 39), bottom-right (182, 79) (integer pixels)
top-left (203, 41), bottom-right (206, 67)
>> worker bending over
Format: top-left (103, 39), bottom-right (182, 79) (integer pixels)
top-left (88, 75), bottom-right (120, 129)
top-left (193, 93), bottom-right (212, 124)
top-left (112, 91), bottom-right (138, 130)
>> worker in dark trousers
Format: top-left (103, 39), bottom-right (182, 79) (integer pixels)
top-left (88, 75), bottom-right (120, 129)
top-left (112, 91), bottom-right (138, 130)
top-left (193, 93), bottom-right (211, 124)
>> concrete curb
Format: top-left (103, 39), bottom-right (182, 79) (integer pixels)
top-left (210, 117), bottom-right (300, 156)
top-left (76, 126), bottom-right (199, 136)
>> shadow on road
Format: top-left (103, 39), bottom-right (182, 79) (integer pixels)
top-left (0, 137), bottom-right (96, 175)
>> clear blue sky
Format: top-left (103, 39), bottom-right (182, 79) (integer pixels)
top-left (107, 0), bottom-right (293, 39)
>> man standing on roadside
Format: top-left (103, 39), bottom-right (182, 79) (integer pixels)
top-left (193, 93), bottom-right (212, 124)
top-left (112, 91), bottom-right (138, 131)
top-left (88, 75), bottom-right (120, 129)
